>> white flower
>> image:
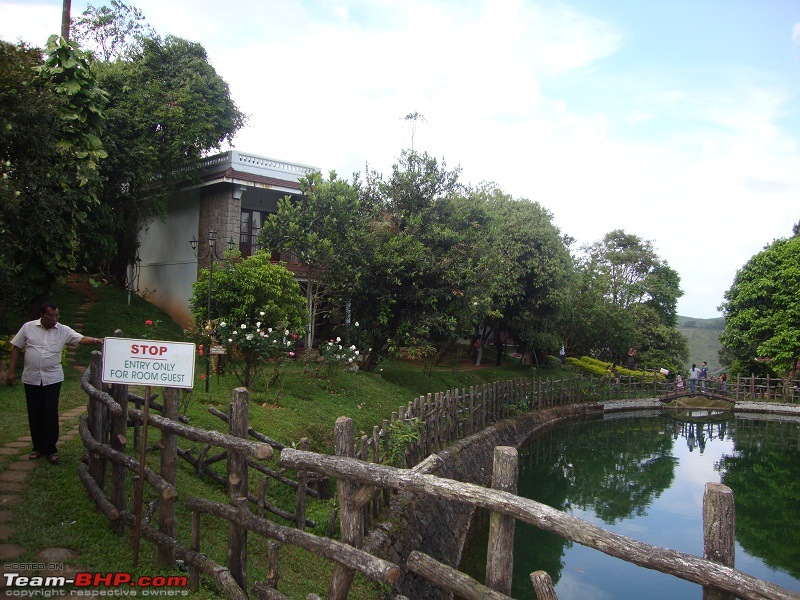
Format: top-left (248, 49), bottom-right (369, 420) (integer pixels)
top-left (219, 321), bottom-right (226, 328)
top-left (284, 329), bottom-right (290, 336)
top-left (227, 338), bottom-right (233, 343)
top-left (336, 337), bottom-right (341, 343)
top-left (240, 324), bottom-right (246, 330)
top-left (348, 357), bottom-right (353, 363)
top-left (350, 345), bottom-right (356, 351)
top-left (246, 334), bottom-right (253, 341)
top-left (232, 331), bottom-right (237, 336)
top-left (256, 322), bottom-right (261, 328)
top-left (354, 350), bottom-right (359, 356)
top-left (260, 311), bottom-right (265, 316)
top-left (354, 321), bottom-right (359, 327)
top-left (268, 328), bottom-right (273, 333)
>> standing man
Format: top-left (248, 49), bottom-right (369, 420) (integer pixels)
top-left (688, 363), bottom-right (699, 394)
top-left (699, 361), bottom-right (709, 392)
top-left (6, 302), bottom-right (103, 464)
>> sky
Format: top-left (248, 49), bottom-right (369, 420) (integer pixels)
top-left (2, 0), bottom-right (799, 319)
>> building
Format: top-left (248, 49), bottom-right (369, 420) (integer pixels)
top-left (135, 150), bottom-right (318, 326)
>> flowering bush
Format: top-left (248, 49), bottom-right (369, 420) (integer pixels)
top-left (316, 337), bottom-right (367, 391)
top-left (216, 316), bottom-right (300, 389)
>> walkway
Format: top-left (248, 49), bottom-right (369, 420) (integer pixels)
top-left (0, 406), bottom-right (88, 586)
top-left (0, 275), bottom-right (99, 587)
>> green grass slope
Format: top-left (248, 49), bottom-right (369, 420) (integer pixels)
top-left (1, 280), bottom-right (567, 599)
top-left (677, 315), bottom-right (725, 375)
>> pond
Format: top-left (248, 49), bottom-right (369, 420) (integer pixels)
top-left (459, 410), bottom-right (800, 599)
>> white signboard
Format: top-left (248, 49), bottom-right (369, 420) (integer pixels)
top-left (102, 337), bottom-right (196, 388)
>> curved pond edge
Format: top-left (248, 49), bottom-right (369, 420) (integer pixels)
top-left (365, 398), bottom-right (800, 599)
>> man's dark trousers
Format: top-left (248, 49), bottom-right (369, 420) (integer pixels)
top-left (24, 382), bottom-right (61, 455)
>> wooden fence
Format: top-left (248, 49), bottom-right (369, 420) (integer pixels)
top-left (77, 343), bottom-right (800, 599)
top-left (282, 421), bottom-right (800, 600)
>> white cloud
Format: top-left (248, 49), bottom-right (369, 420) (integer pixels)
top-left (2, 0), bottom-right (798, 318)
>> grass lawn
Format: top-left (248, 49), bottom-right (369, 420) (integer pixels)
top-left (0, 280), bottom-right (570, 598)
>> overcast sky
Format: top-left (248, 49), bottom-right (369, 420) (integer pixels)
top-left (2, 0), bottom-right (799, 318)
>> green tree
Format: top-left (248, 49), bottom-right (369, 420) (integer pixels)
top-left (581, 230), bottom-right (682, 317)
top-left (72, 4), bottom-right (244, 283)
top-left (259, 170), bottom-right (370, 368)
top-left (72, 0), bottom-right (155, 61)
top-left (719, 234), bottom-right (800, 376)
top-left (189, 252), bottom-right (306, 332)
top-left (0, 37), bottom-right (106, 318)
top-left (352, 150), bottom-right (471, 369)
top-left (480, 187), bottom-right (573, 358)
top-left (572, 230), bottom-right (685, 365)
top-left (628, 304), bottom-right (688, 374)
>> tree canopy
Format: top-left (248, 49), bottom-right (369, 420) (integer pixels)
top-left (719, 233), bottom-right (800, 376)
top-left (0, 37), bottom-right (107, 319)
top-left (80, 32), bottom-right (245, 281)
top-left (566, 229), bottom-right (686, 370)
top-left (189, 252), bottom-right (306, 331)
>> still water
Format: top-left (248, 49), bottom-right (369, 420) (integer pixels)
top-left (459, 410), bottom-right (800, 599)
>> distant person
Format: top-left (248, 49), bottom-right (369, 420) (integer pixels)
top-left (609, 363), bottom-right (620, 384)
top-left (719, 372), bottom-right (728, 394)
top-left (699, 361), bottom-right (709, 391)
top-left (494, 333), bottom-right (505, 366)
top-left (559, 345), bottom-right (566, 364)
top-left (474, 336), bottom-right (483, 367)
top-left (627, 347), bottom-right (637, 369)
top-left (688, 363), bottom-right (699, 394)
top-left (676, 373), bottom-right (685, 389)
top-left (6, 303), bottom-right (104, 465)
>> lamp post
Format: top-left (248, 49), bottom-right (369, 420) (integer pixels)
top-left (190, 228), bottom-right (234, 392)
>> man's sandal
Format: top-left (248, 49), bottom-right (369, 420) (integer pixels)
top-left (46, 453), bottom-right (60, 464)
top-left (28, 451), bottom-right (44, 460)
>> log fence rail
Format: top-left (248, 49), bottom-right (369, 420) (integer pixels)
top-left (76, 337), bottom-right (799, 599)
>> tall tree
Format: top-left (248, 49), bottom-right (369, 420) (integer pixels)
top-left (74, 25), bottom-right (244, 282)
top-left (0, 37), bottom-right (107, 318)
top-left (352, 150), bottom-right (470, 369)
top-left (719, 233), bottom-right (800, 376)
top-left (259, 171), bottom-right (371, 367)
top-left (72, 0), bottom-right (155, 61)
top-left (475, 184), bottom-right (573, 357)
top-left (571, 229), bottom-right (685, 365)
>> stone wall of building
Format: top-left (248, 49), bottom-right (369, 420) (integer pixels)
top-left (367, 405), bottom-right (597, 599)
top-left (198, 185), bottom-right (239, 271)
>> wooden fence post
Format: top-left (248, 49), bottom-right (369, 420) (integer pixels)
top-left (110, 331), bottom-right (128, 532)
top-left (157, 386), bottom-right (179, 566)
top-left (228, 387), bottom-right (249, 592)
top-left (267, 540), bottom-right (280, 589)
top-left (703, 483), bottom-right (736, 600)
top-left (88, 351), bottom-right (108, 487)
top-left (530, 570), bottom-right (558, 599)
top-left (329, 416), bottom-right (363, 600)
top-left (296, 437), bottom-right (309, 531)
top-left (189, 510), bottom-right (200, 591)
top-left (486, 446), bottom-right (518, 594)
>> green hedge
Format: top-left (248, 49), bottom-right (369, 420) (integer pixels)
top-left (566, 356), bottom-right (665, 382)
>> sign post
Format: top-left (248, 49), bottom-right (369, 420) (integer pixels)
top-left (101, 338), bottom-right (195, 564)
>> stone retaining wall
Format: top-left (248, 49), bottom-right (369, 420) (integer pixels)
top-left (367, 404), bottom-right (598, 599)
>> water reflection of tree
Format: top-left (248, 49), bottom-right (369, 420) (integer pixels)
top-left (521, 418), bottom-right (677, 525)
top-left (716, 419), bottom-right (800, 580)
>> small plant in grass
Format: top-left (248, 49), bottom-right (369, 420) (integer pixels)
top-left (316, 338), bottom-right (366, 392)
top-left (217, 318), bottom-right (300, 390)
top-left (385, 417), bottom-right (424, 467)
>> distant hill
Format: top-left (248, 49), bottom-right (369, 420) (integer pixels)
top-left (677, 315), bottom-right (725, 375)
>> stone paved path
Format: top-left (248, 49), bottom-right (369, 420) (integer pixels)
top-left (0, 405), bottom-right (89, 588)
top-left (0, 275), bottom-right (99, 588)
